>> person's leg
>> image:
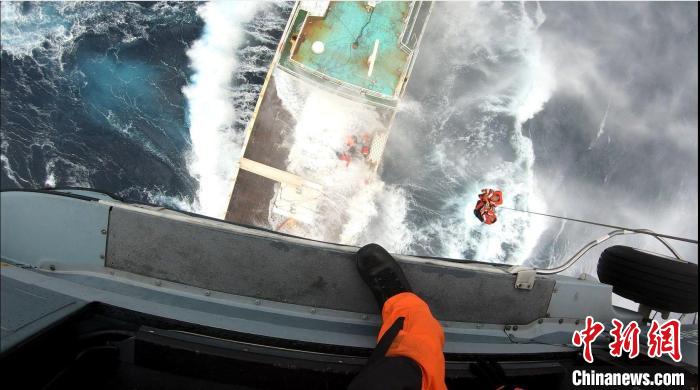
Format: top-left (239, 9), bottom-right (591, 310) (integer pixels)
top-left (348, 244), bottom-right (446, 390)
top-left (474, 207), bottom-right (485, 222)
top-left (378, 292), bottom-right (446, 390)
top-left (348, 354), bottom-right (422, 390)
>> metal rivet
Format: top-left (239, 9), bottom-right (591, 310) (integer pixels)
top-left (575, 319), bottom-right (580, 325)
top-left (49, 264), bottom-right (56, 271)
top-left (476, 323), bottom-right (482, 329)
top-left (101, 229), bottom-right (107, 235)
top-left (513, 326), bottom-right (519, 331)
top-left (538, 319), bottom-right (544, 324)
top-left (204, 290), bottom-right (211, 296)
top-left (310, 308), bottom-right (317, 314)
top-left (558, 319), bottom-right (564, 324)
top-left (100, 254), bottom-right (105, 260)
top-left (254, 299), bottom-right (261, 305)
top-left (505, 325), bottom-right (512, 331)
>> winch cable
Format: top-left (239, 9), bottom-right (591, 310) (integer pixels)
top-left (353, 7), bottom-right (375, 48)
top-left (498, 206), bottom-right (698, 245)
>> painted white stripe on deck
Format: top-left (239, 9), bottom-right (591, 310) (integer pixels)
top-left (367, 39), bottom-right (379, 77)
top-left (239, 157), bottom-right (323, 192)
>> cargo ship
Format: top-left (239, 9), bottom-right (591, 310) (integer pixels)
top-left (223, 1), bottom-right (433, 241)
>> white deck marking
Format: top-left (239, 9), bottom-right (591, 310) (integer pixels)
top-left (367, 39), bottom-right (379, 77)
top-left (239, 157), bottom-right (323, 191)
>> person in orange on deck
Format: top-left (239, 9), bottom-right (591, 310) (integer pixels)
top-left (348, 244), bottom-right (446, 390)
top-left (337, 151), bottom-right (352, 167)
top-left (361, 145), bottom-right (370, 158)
top-left (360, 133), bottom-right (372, 158)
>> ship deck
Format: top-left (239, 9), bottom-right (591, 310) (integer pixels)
top-left (291, 2), bottom-right (411, 97)
top-left (224, 1), bottom-right (433, 234)
top-left (225, 76), bottom-right (294, 225)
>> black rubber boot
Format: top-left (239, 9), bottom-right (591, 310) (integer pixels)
top-left (356, 243), bottom-right (412, 310)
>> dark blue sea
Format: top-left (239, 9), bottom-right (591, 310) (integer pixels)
top-left (1, 1), bottom-right (287, 206)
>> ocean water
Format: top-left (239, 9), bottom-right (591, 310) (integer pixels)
top-left (365, 2), bottom-right (699, 269)
top-left (0, 1), bottom-right (288, 210)
top-left (1, 2), bottom-right (697, 270)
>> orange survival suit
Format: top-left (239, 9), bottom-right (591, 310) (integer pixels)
top-left (348, 292), bottom-right (446, 390)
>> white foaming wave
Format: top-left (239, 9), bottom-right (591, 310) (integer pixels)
top-left (44, 172), bottom-right (57, 188)
top-left (273, 70), bottom-right (413, 248)
top-left (117, 185), bottom-right (196, 212)
top-left (236, 46), bottom-right (277, 74)
top-left (411, 2), bottom-right (554, 263)
top-left (511, 4), bottom-right (553, 127)
top-left (341, 182), bottom-right (413, 253)
top-left (0, 2), bottom-right (192, 68)
top-left (183, 1), bottom-right (267, 218)
top-left (544, 220), bottom-right (568, 269)
top-left (99, 109), bottom-right (176, 168)
top-left (43, 156), bottom-right (92, 188)
top-left (0, 140), bottom-right (24, 187)
top-left (273, 69), bottom-right (309, 113)
top-left (588, 98), bottom-right (611, 150)
top-left (0, 2), bottom-right (76, 62)
top-left (145, 192), bottom-right (195, 213)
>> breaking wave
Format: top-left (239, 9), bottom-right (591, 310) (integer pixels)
top-left (183, 1), bottom-right (290, 218)
top-left (183, 1), bottom-right (266, 218)
top-left (273, 70), bottom-right (412, 248)
top-left (1, 1), bottom-right (288, 215)
top-left (411, 2), bottom-right (553, 263)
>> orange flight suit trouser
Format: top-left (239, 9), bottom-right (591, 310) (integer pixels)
top-left (378, 292), bottom-right (447, 390)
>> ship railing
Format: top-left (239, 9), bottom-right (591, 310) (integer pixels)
top-left (398, 2), bottom-right (434, 98)
top-left (278, 62), bottom-right (398, 110)
top-left (289, 58), bottom-right (394, 99)
top-left (398, 1), bottom-right (419, 50)
top-left (399, 1), bottom-right (432, 51)
top-left (283, 3), bottom-right (394, 100)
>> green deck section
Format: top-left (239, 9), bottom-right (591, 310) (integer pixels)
top-left (290, 1), bottom-right (411, 98)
